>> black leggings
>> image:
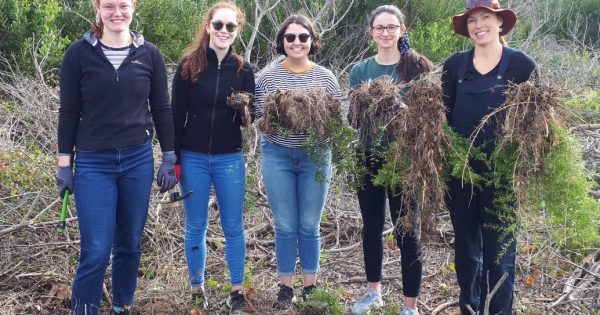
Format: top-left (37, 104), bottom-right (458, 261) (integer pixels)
top-left (356, 151), bottom-right (422, 297)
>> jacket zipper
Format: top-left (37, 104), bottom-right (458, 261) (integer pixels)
top-left (207, 62), bottom-right (221, 153)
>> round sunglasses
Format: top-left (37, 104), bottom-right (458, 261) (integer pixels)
top-left (283, 33), bottom-right (312, 43)
top-left (211, 20), bottom-right (238, 33)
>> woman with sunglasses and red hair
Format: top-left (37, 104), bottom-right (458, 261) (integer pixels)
top-left (171, 1), bottom-right (255, 314)
top-left (254, 14), bottom-right (341, 310)
top-left (442, 1), bottom-right (537, 314)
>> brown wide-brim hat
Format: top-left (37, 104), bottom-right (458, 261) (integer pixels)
top-left (452, 0), bottom-right (517, 37)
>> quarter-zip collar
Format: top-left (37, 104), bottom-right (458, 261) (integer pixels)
top-left (207, 46), bottom-right (233, 64)
top-left (83, 30), bottom-right (144, 47)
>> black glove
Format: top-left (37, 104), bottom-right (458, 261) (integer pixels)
top-left (156, 152), bottom-right (177, 193)
top-left (56, 166), bottom-right (73, 198)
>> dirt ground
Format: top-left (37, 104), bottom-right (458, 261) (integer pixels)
top-left (2, 167), bottom-right (597, 315)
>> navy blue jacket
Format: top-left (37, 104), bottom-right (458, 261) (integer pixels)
top-left (442, 48), bottom-right (537, 123)
top-left (58, 31), bottom-right (174, 154)
top-left (172, 47), bottom-right (255, 157)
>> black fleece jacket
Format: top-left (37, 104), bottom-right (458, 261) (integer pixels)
top-left (172, 47), bottom-right (255, 158)
top-left (58, 31), bottom-right (174, 154)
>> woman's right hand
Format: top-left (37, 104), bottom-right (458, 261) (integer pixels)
top-left (56, 166), bottom-right (73, 198)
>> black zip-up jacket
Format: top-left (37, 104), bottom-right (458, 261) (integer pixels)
top-left (58, 31), bottom-right (174, 154)
top-left (172, 47), bottom-right (255, 158)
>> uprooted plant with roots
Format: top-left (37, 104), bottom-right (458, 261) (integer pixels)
top-left (226, 91), bottom-right (253, 128)
top-left (469, 80), bottom-right (600, 250)
top-left (348, 75), bottom-right (406, 142)
top-left (371, 73), bottom-right (450, 237)
top-left (257, 88), bottom-right (341, 138)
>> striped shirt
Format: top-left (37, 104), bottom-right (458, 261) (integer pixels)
top-left (255, 62), bottom-right (342, 148)
top-left (99, 42), bottom-right (131, 70)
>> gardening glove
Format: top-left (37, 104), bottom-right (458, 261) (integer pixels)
top-left (156, 151), bottom-right (177, 193)
top-left (56, 166), bottom-right (73, 198)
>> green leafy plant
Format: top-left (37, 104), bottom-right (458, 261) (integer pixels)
top-left (524, 126), bottom-right (600, 251)
top-left (297, 287), bottom-right (344, 315)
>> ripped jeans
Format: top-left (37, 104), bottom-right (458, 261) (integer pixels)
top-left (180, 149), bottom-right (246, 287)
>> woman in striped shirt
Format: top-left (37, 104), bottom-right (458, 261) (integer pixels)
top-left (254, 14), bottom-right (341, 310)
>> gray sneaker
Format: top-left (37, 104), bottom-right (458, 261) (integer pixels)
top-left (401, 306), bottom-right (419, 315)
top-left (350, 288), bottom-right (383, 315)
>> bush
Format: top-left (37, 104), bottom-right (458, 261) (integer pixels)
top-left (410, 18), bottom-right (466, 63)
top-left (527, 126), bottom-right (600, 252)
top-left (0, 0), bottom-right (71, 71)
top-left (0, 147), bottom-right (54, 198)
top-left (135, 0), bottom-right (206, 63)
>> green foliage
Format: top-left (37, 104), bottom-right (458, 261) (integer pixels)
top-left (380, 303), bottom-right (401, 315)
top-left (297, 287), bottom-right (344, 315)
top-left (563, 89), bottom-right (600, 113)
top-left (243, 260), bottom-right (253, 289)
top-left (524, 126), bottom-right (600, 251)
top-left (0, 0), bottom-right (71, 71)
top-left (372, 142), bottom-right (408, 192)
top-left (135, 0), bottom-right (206, 63)
top-left (443, 125), bottom-right (486, 186)
top-left (541, 0), bottom-right (600, 48)
top-left (489, 125), bottom-right (600, 253)
top-left (0, 147), bottom-right (53, 197)
top-left (303, 108), bottom-right (367, 188)
top-left (410, 18), bottom-right (466, 63)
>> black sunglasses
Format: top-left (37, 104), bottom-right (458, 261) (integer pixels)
top-left (211, 21), bottom-right (238, 33)
top-left (283, 33), bottom-right (312, 43)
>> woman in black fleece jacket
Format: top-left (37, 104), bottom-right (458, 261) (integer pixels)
top-left (56, 0), bottom-right (176, 314)
top-left (170, 2), bottom-right (255, 314)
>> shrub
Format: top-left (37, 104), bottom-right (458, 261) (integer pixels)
top-left (0, 0), bottom-right (71, 71)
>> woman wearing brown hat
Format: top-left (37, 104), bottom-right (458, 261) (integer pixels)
top-left (441, 1), bottom-right (537, 314)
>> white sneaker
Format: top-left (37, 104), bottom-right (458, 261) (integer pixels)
top-left (350, 288), bottom-right (383, 315)
top-left (401, 306), bottom-right (419, 315)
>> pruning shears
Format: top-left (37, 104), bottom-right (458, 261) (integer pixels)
top-left (57, 191), bottom-right (69, 233)
top-left (158, 190), bottom-right (193, 204)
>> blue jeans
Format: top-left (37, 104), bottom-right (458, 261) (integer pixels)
top-left (260, 138), bottom-right (332, 275)
top-left (71, 141), bottom-right (154, 315)
top-left (180, 150), bottom-right (246, 286)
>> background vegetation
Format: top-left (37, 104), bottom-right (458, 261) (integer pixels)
top-left (0, 0), bottom-right (599, 314)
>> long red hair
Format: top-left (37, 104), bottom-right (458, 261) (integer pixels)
top-left (181, 1), bottom-right (246, 82)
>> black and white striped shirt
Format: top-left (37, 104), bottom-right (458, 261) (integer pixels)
top-left (99, 42), bottom-right (131, 70)
top-left (255, 62), bottom-right (342, 148)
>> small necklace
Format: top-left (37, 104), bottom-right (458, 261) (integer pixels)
top-left (282, 60), bottom-right (314, 74)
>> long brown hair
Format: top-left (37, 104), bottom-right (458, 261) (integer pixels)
top-left (91, 0), bottom-right (137, 39)
top-left (368, 5), bottom-right (434, 82)
top-left (396, 50), bottom-right (434, 82)
top-left (181, 1), bottom-right (245, 82)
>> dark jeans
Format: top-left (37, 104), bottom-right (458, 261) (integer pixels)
top-left (357, 151), bottom-right (422, 297)
top-left (447, 177), bottom-right (516, 315)
top-left (71, 141), bottom-right (154, 315)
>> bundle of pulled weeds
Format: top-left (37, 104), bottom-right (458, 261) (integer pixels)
top-left (348, 76), bottom-right (406, 140)
top-left (378, 72), bottom-right (449, 236)
top-left (226, 91), bottom-right (253, 128)
top-left (257, 88), bottom-right (341, 138)
top-left (474, 80), bottom-right (565, 208)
